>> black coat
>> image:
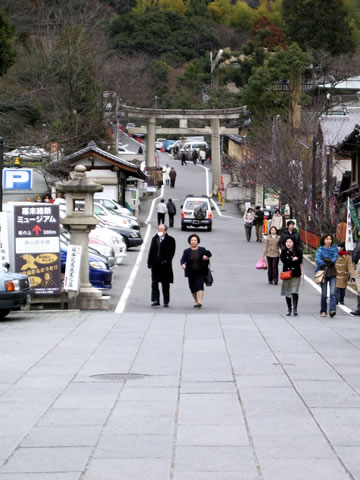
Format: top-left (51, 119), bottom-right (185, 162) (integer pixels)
top-left (166, 201), bottom-right (176, 215)
top-left (147, 234), bottom-right (176, 283)
top-left (279, 228), bottom-right (303, 250)
top-left (180, 246), bottom-right (212, 278)
top-left (280, 247), bottom-right (303, 277)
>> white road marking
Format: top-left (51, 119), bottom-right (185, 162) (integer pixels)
top-left (115, 185), bottom-right (164, 314)
top-left (197, 164), bottom-right (234, 219)
top-left (303, 274), bottom-right (352, 315)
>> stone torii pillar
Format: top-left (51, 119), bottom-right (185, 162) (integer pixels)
top-left (211, 118), bottom-right (221, 194)
top-left (145, 116), bottom-right (156, 168)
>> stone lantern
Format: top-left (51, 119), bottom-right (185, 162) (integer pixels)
top-left (56, 164), bottom-right (109, 310)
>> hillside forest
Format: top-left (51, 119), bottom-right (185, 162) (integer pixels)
top-left (0, 0), bottom-right (360, 155)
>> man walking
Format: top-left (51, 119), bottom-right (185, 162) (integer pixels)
top-left (181, 151), bottom-right (187, 165)
top-left (279, 220), bottom-right (303, 250)
top-left (169, 167), bottom-right (177, 188)
top-left (166, 198), bottom-right (176, 227)
top-left (254, 206), bottom-right (264, 242)
top-left (157, 199), bottom-right (167, 225)
top-left (147, 224), bottom-right (176, 307)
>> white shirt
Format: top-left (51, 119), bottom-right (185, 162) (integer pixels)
top-left (157, 203), bottom-right (168, 214)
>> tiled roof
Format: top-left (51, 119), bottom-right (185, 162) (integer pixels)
top-left (65, 140), bottom-right (138, 169)
top-left (320, 107), bottom-right (360, 147)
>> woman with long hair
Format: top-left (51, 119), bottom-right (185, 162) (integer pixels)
top-left (263, 226), bottom-right (280, 285)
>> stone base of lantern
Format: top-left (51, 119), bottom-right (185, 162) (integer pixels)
top-left (78, 287), bottom-right (110, 310)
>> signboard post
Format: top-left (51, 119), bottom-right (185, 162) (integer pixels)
top-left (63, 245), bottom-right (82, 292)
top-left (0, 213), bottom-right (9, 269)
top-left (14, 204), bottom-right (61, 295)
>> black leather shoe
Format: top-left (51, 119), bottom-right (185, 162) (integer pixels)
top-left (164, 304), bottom-right (169, 308)
top-left (151, 301), bottom-right (160, 306)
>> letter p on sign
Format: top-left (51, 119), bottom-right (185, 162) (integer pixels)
top-left (3, 169), bottom-right (32, 190)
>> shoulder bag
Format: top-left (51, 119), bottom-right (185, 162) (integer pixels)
top-left (280, 270), bottom-right (292, 280)
top-left (204, 268), bottom-right (213, 287)
top-left (314, 269), bottom-right (326, 284)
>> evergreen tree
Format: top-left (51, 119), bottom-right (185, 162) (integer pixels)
top-left (282, 0), bottom-right (357, 55)
top-left (0, 9), bottom-right (16, 76)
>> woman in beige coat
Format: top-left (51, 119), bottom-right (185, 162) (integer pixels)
top-left (263, 226), bottom-right (280, 284)
top-left (336, 242), bottom-right (355, 305)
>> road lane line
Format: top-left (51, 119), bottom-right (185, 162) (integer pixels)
top-left (304, 274), bottom-right (352, 315)
top-left (115, 185), bottom-right (164, 314)
top-left (197, 164), bottom-right (235, 218)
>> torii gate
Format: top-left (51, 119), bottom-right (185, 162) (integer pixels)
top-left (120, 105), bottom-right (244, 194)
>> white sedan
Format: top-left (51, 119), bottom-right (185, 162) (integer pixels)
top-left (5, 146), bottom-right (50, 160)
top-left (93, 203), bottom-right (139, 230)
top-left (90, 228), bottom-right (127, 265)
top-left (118, 144), bottom-right (136, 154)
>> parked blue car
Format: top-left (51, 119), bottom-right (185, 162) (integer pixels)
top-left (60, 248), bottom-right (113, 290)
top-left (0, 270), bottom-right (33, 319)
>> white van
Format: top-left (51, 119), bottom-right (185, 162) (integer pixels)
top-left (180, 141), bottom-right (208, 153)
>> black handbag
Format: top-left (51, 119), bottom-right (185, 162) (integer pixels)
top-left (205, 268), bottom-right (213, 287)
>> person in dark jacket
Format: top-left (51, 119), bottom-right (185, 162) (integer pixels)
top-left (169, 167), bottom-right (177, 188)
top-left (315, 233), bottom-right (338, 317)
top-left (147, 224), bottom-right (176, 307)
top-left (180, 234), bottom-right (211, 308)
top-left (166, 198), bottom-right (176, 228)
top-left (279, 220), bottom-right (303, 250)
top-left (254, 206), bottom-right (264, 242)
top-left (280, 237), bottom-right (303, 316)
top-left (181, 151), bottom-right (187, 165)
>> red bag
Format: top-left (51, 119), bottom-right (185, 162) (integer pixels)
top-left (280, 270), bottom-right (292, 280)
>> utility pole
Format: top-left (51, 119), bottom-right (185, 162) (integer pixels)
top-left (325, 145), bottom-right (330, 219)
top-left (115, 95), bottom-right (120, 154)
top-left (312, 136), bottom-right (317, 214)
top-left (0, 137), bottom-right (3, 212)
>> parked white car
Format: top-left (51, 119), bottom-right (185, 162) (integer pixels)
top-left (94, 196), bottom-right (137, 218)
top-left (5, 146), bottom-right (50, 161)
top-left (155, 138), bottom-right (166, 150)
top-left (93, 203), bottom-right (139, 230)
top-left (89, 228), bottom-right (127, 265)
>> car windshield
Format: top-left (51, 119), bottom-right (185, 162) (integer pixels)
top-left (185, 201), bottom-right (208, 209)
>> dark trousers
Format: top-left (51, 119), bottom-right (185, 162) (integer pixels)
top-left (244, 225), bottom-right (252, 241)
top-left (181, 159), bottom-right (187, 165)
top-left (151, 279), bottom-right (170, 305)
top-left (267, 256), bottom-right (279, 283)
top-left (157, 213), bottom-right (165, 225)
top-left (336, 287), bottom-right (346, 303)
top-left (168, 213), bottom-right (175, 227)
top-left (170, 179), bottom-right (175, 188)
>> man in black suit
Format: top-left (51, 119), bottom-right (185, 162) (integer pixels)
top-left (147, 224), bottom-right (176, 307)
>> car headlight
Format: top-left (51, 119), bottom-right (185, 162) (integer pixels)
top-left (130, 232), bottom-right (139, 238)
top-left (89, 261), bottom-right (106, 270)
top-left (111, 237), bottom-right (120, 244)
top-left (5, 280), bottom-right (21, 291)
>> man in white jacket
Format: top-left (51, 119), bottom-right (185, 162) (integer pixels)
top-left (157, 199), bottom-right (168, 225)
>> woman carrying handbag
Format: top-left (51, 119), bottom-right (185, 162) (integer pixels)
top-left (280, 237), bottom-right (303, 316)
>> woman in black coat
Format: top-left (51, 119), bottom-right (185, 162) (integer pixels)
top-left (180, 234), bottom-right (211, 308)
top-left (280, 237), bottom-right (303, 316)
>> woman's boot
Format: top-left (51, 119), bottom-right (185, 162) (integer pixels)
top-left (286, 296), bottom-right (292, 316)
top-left (292, 294), bottom-right (298, 316)
top-left (350, 295), bottom-right (360, 315)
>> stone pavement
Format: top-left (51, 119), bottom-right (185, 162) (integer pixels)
top-left (1, 307), bottom-right (360, 479)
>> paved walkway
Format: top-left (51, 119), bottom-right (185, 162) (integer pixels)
top-left (1, 308), bottom-right (360, 479)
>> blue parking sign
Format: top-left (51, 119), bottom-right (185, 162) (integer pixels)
top-left (3, 169), bottom-right (32, 190)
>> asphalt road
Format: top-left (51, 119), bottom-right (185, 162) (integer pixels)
top-left (111, 149), bottom-right (356, 316)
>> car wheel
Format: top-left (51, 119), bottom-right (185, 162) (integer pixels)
top-left (121, 235), bottom-right (129, 250)
top-left (207, 224), bottom-right (212, 232)
top-left (194, 207), bottom-right (206, 220)
top-left (0, 309), bottom-right (10, 320)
